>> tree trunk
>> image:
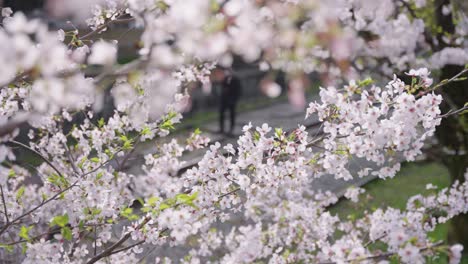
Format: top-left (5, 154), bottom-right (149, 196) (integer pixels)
top-left (434, 0), bottom-right (468, 248)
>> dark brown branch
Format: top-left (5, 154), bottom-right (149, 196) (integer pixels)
top-left (0, 181), bottom-right (78, 237)
top-left (110, 240), bottom-right (145, 255)
top-left (86, 186), bottom-right (241, 263)
top-left (8, 140), bottom-right (65, 179)
top-left (0, 185), bottom-right (9, 224)
top-left (86, 217), bottom-right (152, 264)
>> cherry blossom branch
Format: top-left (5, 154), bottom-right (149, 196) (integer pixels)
top-left (86, 216), bottom-right (152, 264)
top-left (0, 180), bottom-right (79, 237)
top-left (218, 187), bottom-right (241, 199)
top-left (68, 230), bottom-right (91, 258)
top-left (318, 241), bottom-right (444, 264)
top-left (93, 226), bottom-right (97, 256)
top-left (109, 240), bottom-right (145, 255)
top-left (79, 9), bottom-right (128, 41)
top-left (438, 104), bottom-right (468, 118)
top-left (7, 140), bottom-right (65, 179)
top-left (398, 0), bottom-right (417, 19)
top-left (419, 68), bottom-right (468, 97)
top-left (3, 229), bottom-right (55, 246)
top-left (98, 227), bottom-right (169, 261)
top-left (87, 185), bottom-right (241, 263)
top-left (0, 71), bottom-right (30, 90)
top-left (0, 185), bottom-right (9, 225)
top-left (62, 142), bottom-right (82, 175)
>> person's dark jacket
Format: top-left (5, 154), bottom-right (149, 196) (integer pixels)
top-left (220, 75), bottom-right (241, 104)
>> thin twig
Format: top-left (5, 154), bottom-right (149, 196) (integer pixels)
top-left (0, 181), bottom-right (78, 237)
top-left (86, 217), bottom-right (152, 264)
top-left (79, 10), bottom-right (127, 40)
top-left (63, 143), bottom-right (81, 176)
top-left (0, 185), bottom-right (9, 224)
top-left (87, 186), bottom-right (240, 263)
top-left (438, 104), bottom-right (468, 118)
top-left (94, 226), bottom-right (97, 256)
top-left (420, 68), bottom-right (468, 97)
top-left (110, 240), bottom-right (145, 255)
top-left (8, 140), bottom-right (65, 179)
top-left (218, 188), bottom-right (240, 199)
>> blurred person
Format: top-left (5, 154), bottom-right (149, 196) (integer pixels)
top-left (218, 68), bottom-right (241, 136)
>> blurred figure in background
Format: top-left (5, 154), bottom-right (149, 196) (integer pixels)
top-left (218, 68), bottom-right (241, 137)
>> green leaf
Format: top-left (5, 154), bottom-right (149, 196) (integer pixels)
top-left (51, 214), bottom-right (69, 227)
top-left (159, 196), bottom-right (177, 211)
top-left (120, 207), bottom-right (139, 221)
top-left (122, 207), bottom-right (132, 215)
top-left (408, 236), bottom-right (418, 244)
top-left (104, 149), bottom-right (114, 159)
top-left (16, 186), bottom-right (25, 201)
top-left (96, 172), bottom-right (103, 180)
top-left (119, 135), bottom-right (133, 150)
top-left (98, 118), bottom-right (105, 128)
top-left (84, 207), bottom-right (102, 217)
top-left (61, 226), bottom-right (72, 241)
top-left (176, 192), bottom-right (198, 208)
top-left (136, 85), bottom-right (145, 95)
top-left (78, 220), bottom-right (85, 230)
top-left (90, 157), bottom-right (100, 163)
top-left (156, 1), bottom-right (170, 11)
top-left (166, 111), bottom-right (177, 119)
top-left (141, 126), bottom-right (151, 136)
top-left (357, 77), bottom-right (373, 87)
top-left (159, 203), bottom-right (171, 210)
top-left (47, 173), bottom-right (70, 188)
top-left (453, 77), bottom-right (467, 82)
top-left (210, 0), bottom-right (220, 11)
top-left (78, 157), bottom-right (87, 169)
top-left (389, 255), bottom-right (400, 264)
top-left (21, 243), bottom-right (27, 254)
top-left (160, 120), bottom-right (175, 131)
top-left (8, 169), bottom-right (15, 178)
top-left (19, 225), bottom-right (32, 240)
top-left (147, 196), bottom-right (159, 207)
top-left (194, 128), bottom-right (201, 135)
top-left (0, 244), bottom-right (14, 252)
top-left (253, 131), bottom-right (260, 141)
top-left (275, 128), bottom-right (283, 138)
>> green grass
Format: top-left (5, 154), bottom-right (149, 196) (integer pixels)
top-left (330, 161), bottom-right (468, 263)
top-left (330, 162), bottom-right (451, 219)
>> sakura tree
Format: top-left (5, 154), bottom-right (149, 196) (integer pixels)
top-left (0, 0), bottom-right (467, 263)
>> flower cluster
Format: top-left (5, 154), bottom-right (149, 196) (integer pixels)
top-left (306, 72), bottom-right (442, 180)
top-left (0, 1), bottom-right (466, 264)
